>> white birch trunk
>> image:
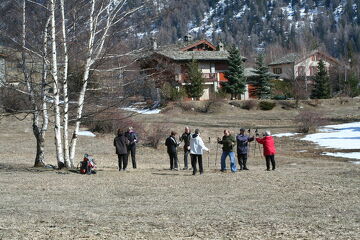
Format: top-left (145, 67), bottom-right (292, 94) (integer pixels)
top-left (69, 0), bottom-right (96, 163)
top-left (22, 0), bottom-right (49, 167)
top-left (50, 0), bottom-right (65, 168)
top-left (69, 0), bottom-right (141, 163)
top-left (60, 0), bottom-right (72, 168)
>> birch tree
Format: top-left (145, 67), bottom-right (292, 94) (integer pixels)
top-left (49, 0), bottom-right (65, 168)
top-left (1, 0), bottom-right (152, 168)
top-left (67, 0), bottom-right (145, 166)
top-left (20, 0), bottom-right (50, 167)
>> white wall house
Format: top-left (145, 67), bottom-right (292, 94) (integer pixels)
top-left (268, 50), bottom-right (343, 80)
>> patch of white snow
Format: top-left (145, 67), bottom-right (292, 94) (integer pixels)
top-left (78, 131), bottom-right (96, 137)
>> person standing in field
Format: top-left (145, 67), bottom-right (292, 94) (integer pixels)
top-left (114, 128), bottom-right (129, 171)
top-left (125, 126), bottom-right (138, 169)
top-left (190, 129), bottom-right (209, 175)
top-left (165, 131), bottom-right (180, 170)
top-left (179, 126), bottom-right (191, 170)
top-left (256, 130), bottom-right (276, 171)
top-left (218, 129), bottom-right (237, 172)
top-left (236, 128), bottom-right (254, 170)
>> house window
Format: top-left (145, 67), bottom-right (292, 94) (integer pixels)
top-left (310, 66), bottom-right (318, 76)
top-left (298, 66), bottom-right (305, 76)
top-left (311, 55), bottom-right (315, 61)
top-left (273, 68), bottom-right (282, 74)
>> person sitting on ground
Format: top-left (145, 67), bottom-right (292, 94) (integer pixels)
top-left (236, 128), bottom-right (254, 170)
top-left (256, 130), bottom-right (277, 171)
top-left (190, 129), bottom-right (209, 175)
top-left (114, 128), bottom-right (129, 171)
top-left (179, 126), bottom-right (191, 170)
top-left (165, 131), bottom-right (180, 170)
top-left (218, 129), bottom-right (237, 172)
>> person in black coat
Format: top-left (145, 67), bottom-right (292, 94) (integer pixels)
top-left (125, 126), bottom-right (138, 169)
top-left (179, 126), bottom-right (191, 170)
top-left (114, 128), bottom-right (129, 171)
top-left (165, 131), bottom-right (180, 170)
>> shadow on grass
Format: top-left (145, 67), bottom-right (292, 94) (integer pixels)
top-left (0, 163), bottom-right (54, 173)
top-left (0, 163), bottom-right (100, 175)
top-left (152, 172), bottom-right (180, 176)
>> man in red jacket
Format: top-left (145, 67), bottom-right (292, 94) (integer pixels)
top-left (256, 130), bottom-right (276, 171)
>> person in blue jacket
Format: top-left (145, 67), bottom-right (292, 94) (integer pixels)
top-left (236, 128), bottom-right (254, 170)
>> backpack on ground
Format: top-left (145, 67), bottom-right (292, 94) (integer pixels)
top-left (79, 153), bottom-right (97, 174)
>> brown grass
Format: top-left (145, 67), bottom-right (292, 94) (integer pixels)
top-left (0, 99), bottom-right (360, 239)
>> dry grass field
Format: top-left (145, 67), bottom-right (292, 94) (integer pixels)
top-left (0, 99), bottom-right (360, 239)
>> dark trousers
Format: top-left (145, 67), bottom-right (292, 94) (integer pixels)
top-left (237, 153), bottom-right (248, 170)
top-left (191, 154), bottom-right (203, 174)
top-left (117, 154), bottom-right (128, 170)
top-left (183, 150), bottom-right (190, 169)
top-left (168, 152), bottom-right (178, 169)
top-left (265, 155), bottom-right (276, 170)
top-left (127, 144), bottom-right (136, 168)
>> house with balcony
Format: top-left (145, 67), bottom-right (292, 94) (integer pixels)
top-left (140, 37), bottom-right (255, 100)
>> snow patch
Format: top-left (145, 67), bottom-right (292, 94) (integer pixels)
top-left (322, 152), bottom-right (360, 160)
top-left (121, 107), bottom-right (161, 115)
top-left (303, 122), bottom-right (360, 161)
top-left (302, 122), bottom-right (360, 150)
top-left (273, 133), bottom-right (299, 137)
top-left (78, 131), bottom-right (96, 137)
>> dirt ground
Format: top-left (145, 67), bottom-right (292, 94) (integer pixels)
top-left (0, 99), bottom-right (360, 239)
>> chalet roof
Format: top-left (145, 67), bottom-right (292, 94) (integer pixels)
top-left (180, 39), bottom-right (217, 51)
top-left (244, 67), bottom-right (279, 78)
top-left (155, 50), bottom-right (230, 61)
top-left (268, 53), bottom-right (301, 65)
top-left (148, 39), bottom-right (246, 61)
top-left (268, 50), bottom-right (342, 66)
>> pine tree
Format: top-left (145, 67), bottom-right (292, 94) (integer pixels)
top-left (311, 59), bottom-right (331, 99)
top-left (222, 45), bottom-right (246, 99)
top-left (185, 58), bottom-right (204, 100)
top-left (253, 54), bottom-right (271, 99)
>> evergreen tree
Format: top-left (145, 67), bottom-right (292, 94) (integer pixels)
top-left (311, 59), bottom-right (331, 99)
top-left (253, 54), bottom-right (271, 99)
top-left (185, 58), bottom-right (204, 100)
top-left (222, 45), bottom-right (246, 99)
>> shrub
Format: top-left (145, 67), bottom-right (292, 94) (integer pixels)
top-left (0, 87), bottom-right (30, 113)
top-left (161, 82), bottom-right (185, 101)
top-left (144, 123), bottom-right (171, 149)
top-left (278, 100), bottom-right (297, 110)
top-left (176, 102), bottom-right (196, 112)
top-left (305, 99), bottom-right (321, 107)
top-left (84, 109), bottom-right (144, 135)
top-left (241, 100), bottom-right (257, 110)
top-left (259, 101), bottom-right (276, 110)
top-left (295, 110), bottom-right (326, 133)
top-left (214, 88), bottom-right (228, 100)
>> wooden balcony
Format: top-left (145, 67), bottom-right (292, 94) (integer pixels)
top-left (202, 73), bottom-right (217, 81)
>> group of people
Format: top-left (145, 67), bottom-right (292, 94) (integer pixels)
top-left (165, 127), bottom-right (277, 175)
top-left (113, 126), bottom-right (277, 174)
top-left (113, 127), bottom-right (138, 171)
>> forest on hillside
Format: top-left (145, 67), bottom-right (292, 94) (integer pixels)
top-left (1, 0), bottom-right (360, 62)
top-left (131, 0), bottom-right (360, 63)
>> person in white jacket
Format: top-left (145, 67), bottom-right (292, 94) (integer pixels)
top-left (190, 129), bottom-right (209, 175)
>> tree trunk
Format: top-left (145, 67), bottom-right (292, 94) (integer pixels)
top-left (60, 0), bottom-right (72, 168)
top-left (50, 0), bottom-right (65, 168)
top-left (33, 124), bottom-right (46, 167)
top-left (69, 0), bottom-right (95, 164)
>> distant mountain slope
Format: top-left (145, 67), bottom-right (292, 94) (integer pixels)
top-left (134, 0), bottom-right (360, 59)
